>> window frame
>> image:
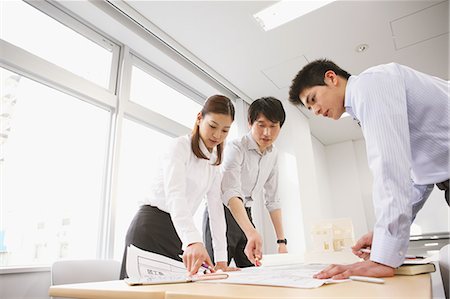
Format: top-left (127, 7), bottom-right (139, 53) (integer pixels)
top-left (0, 0), bottom-right (246, 271)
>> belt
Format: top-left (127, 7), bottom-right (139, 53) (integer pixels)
top-left (436, 179), bottom-right (449, 191)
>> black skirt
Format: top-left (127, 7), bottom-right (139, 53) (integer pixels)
top-left (120, 205), bottom-right (183, 279)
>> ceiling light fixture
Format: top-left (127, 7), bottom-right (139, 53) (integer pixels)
top-left (254, 0), bottom-right (335, 31)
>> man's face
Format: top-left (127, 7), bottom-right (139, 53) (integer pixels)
top-left (299, 72), bottom-right (345, 120)
top-left (250, 114), bottom-right (281, 152)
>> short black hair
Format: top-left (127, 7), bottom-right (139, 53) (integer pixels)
top-left (288, 59), bottom-right (351, 106)
top-left (248, 96), bottom-right (286, 127)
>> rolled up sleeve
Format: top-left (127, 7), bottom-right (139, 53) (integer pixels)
top-left (221, 142), bottom-right (245, 206)
top-left (264, 154), bottom-right (281, 212)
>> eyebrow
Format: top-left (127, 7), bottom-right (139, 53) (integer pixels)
top-left (306, 94), bottom-right (312, 105)
top-left (210, 120), bottom-right (231, 128)
top-left (300, 94), bottom-right (310, 107)
top-left (257, 119), bottom-right (279, 125)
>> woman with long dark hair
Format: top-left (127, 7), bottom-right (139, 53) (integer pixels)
top-left (120, 95), bottom-right (235, 278)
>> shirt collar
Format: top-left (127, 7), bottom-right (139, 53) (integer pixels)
top-left (198, 136), bottom-right (217, 161)
top-left (344, 75), bottom-right (357, 119)
top-left (245, 131), bottom-right (273, 155)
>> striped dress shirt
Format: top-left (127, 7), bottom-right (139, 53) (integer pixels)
top-left (344, 63), bottom-right (449, 267)
top-left (221, 132), bottom-right (281, 212)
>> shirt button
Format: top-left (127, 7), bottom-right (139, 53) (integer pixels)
top-left (398, 251), bottom-right (403, 256)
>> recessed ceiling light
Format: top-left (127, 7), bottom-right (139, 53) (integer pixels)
top-left (355, 43), bottom-right (369, 53)
top-left (254, 1), bottom-right (335, 31)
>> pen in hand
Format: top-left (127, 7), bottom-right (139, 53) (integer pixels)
top-left (254, 257), bottom-right (261, 267)
top-left (200, 263), bottom-right (215, 273)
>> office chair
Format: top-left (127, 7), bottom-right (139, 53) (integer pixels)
top-left (51, 259), bottom-right (121, 299)
top-left (440, 245), bottom-right (449, 299)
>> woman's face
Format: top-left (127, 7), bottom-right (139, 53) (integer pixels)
top-left (198, 112), bottom-right (233, 151)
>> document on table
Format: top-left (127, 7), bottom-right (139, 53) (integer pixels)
top-left (125, 245), bottom-right (347, 288)
top-left (124, 244), bottom-right (228, 285)
top-left (202, 263), bottom-right (349, 289)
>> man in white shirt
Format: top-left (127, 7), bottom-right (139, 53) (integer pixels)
top-left (203, 97), bottom-right (288, 267)
top-left (288, 59), bottom-right (449, 279)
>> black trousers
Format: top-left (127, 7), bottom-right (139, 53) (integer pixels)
top-left (436, 179), bottom-right (449, 206)
top-left (120, 205), bottom-right (183, 279)
top-left (203, 204), bottom-right (254, 268)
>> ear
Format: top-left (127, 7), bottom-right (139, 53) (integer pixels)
top-left (196, 112), bottom-right (202, 125)
top-left (324, 70), bottom-right (338, 86)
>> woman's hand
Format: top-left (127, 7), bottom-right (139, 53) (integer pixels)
top-left (182, 242), bottom-right (214, 275)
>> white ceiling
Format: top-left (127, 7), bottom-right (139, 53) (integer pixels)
top-left (124, 0), bottom-right (449, 145)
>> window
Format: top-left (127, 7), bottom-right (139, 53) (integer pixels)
top-left (1, 1), bottom-right (114, 89)
top-left (0, 1), bottom-right (244, 270)
top-left (0, 68), bottom-right (110, 266)
top-left (129, 64), bottom-right (202, 128)
top-left (113, 118), bottom-right (172, 260)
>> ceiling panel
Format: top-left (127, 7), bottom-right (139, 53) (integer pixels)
top-left (126, 0), bottom-right (448, 145)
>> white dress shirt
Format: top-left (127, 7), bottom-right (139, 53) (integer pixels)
top-left (344, 62), bottom-right (449, 267)
top-left (142, 135), bottom-right (227, 262)
top-left (221, 132), bottom-right (281, 211)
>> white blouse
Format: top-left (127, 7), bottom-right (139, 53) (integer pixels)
top-left (143, 135), bottom-right (227, 262)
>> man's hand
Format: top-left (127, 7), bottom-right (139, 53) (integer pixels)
top-left (214, 261), bottom-right (240, 272)
top-left (183, 242), bottom-right (214, 275)
top-left (313, 260), bottom-right (395, 280)
top-left (278, 243), bottom-right (288, 254)
top-left (352, 231), bottom-right (373, 260)
top-left (244, 229), bottom-right (263, 266)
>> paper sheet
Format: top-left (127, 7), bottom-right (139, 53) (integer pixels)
top-left (124, 244), bottom-right (228, 285)
top-left (125, 245), bottom-right (348, 288)
top-left (125, 244), bottom-right (189, 285)
top-left (203, 263), bottom-right (349, 289)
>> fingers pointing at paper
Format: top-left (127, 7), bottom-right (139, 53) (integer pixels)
top-left (244, 229), bottom-right (263, 266)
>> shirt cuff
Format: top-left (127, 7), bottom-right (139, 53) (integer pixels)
top-left (222, 189), bottom-right (243, 206)
top-left (213, 250), bottom-right (228, 263)
top-left (370, 227), bottom-right (409, 268)
top-left (181, 231), bottom-right (203, 251)
top-left (265, 201), bottom-right (281, 212)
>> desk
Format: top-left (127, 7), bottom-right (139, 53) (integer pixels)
top-left (49, 275), bottom-right (431, 299)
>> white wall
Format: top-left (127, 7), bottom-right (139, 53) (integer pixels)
top-left (412, 187), bottom-right (450, 234)
top-left (254, 103), bottom-right (326, 255)
top-left (327, 138), bottom-right (449, 239)
top-left (324, 141), bottom-right (369, 239)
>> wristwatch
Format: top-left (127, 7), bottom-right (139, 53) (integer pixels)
top-left (276, 238), bottom-right (287, 245)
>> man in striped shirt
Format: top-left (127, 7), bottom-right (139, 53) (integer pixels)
top-left (203, 97), bottom-right (288, 268)
top-left (288, 59), bottom-right (449, 279)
